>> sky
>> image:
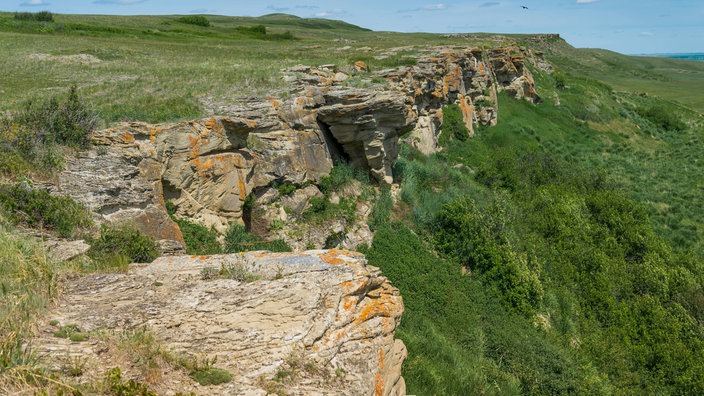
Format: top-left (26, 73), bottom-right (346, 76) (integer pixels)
top-left (2, 0), bottom-right (703, 54)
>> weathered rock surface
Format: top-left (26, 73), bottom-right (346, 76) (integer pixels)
top-left (35, 250), bottom-right (406, 396)
top-left (53, 45), bottom-right (542, 248)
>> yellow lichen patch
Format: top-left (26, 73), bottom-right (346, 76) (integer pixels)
top-left (122, 131), bottom-right (135, 144)
top-left (204, 117), bottom-right (218, 130)
top-left (187, 135), bottom-right (201, 159)
top-left (149, 128), bottom-right (158, 144)
top-left (237, 170), bottom-right (246, 200)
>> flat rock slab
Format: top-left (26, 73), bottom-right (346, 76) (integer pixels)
top-left (34, 250), bottom-right (406, 396)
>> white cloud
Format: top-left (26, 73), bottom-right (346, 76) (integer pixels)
top-left (480, 2), bottom-right (500, 7)
top-left (576, 0), bottom-right (599, 4)
top-left (92, 0), bottom-right (147, 4)
top-left (423, 3), bottom-right (446, 10)
top-left (639, 31), bottom-right (654, 37)
top-left (20, 0), bottom-right (49, 6)
top-left (315, 9), bottom-right (346, 18)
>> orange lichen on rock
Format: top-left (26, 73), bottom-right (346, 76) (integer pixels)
top-left (354, 60), bottom-right (368, 71)
top-left (187, 135), bottom-right (202, 159)
top-left (354, 292), bottom-right (397, 325)
top-left (189, 156), bottom-right (215, 177)
top-left (267, 96), bottom-right (281, 108)
top-left (122, 131), bottom-right (135, 144)
top-left (339, 278), bottom-right (369, 295)
top-left (374, 372), bottom-right (384, 396)
top-left (237, 171), bottom-right (246, 200)
top-left (149, 128), bottom-right (158, 144)
top-left (318, 249), bottom-right (347, 265)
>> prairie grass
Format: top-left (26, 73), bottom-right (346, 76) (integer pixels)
top-left (0, 222), bottom-right (58, 390)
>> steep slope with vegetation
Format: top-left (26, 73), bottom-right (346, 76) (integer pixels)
top-left (1, 11), bottom-right (703, 395)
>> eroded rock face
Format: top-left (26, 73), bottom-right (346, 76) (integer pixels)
top-left (34, 250), bottom-right (406, 396)
top-left (56, 45), bottom-right (542, 245)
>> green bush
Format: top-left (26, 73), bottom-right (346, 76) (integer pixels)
top-left (0, 181), bottom-right (92, 238)
top-left (0, 86), bottom-right (97, 174)
top-left (368, 187), bottom-right (392, 231)
top-left (14, 11), bottom-right (54, 22)
top-left (318, 161), bottom-right (369, 196)
top-left (224, 224), bottom-right (291, 253)
top-left (636, 106), bottom-right (686, 131)
top-left (175, 15), bottom-right (210, 27)
top-left (165, 201), bottom-right (222, 255)
top-left (88, 225), bottom-right (160, 266)
top-left (441, 103), bottom-right (470, 143)
top-left (16, 85), bottom-right (98, 149)
top-left (277, 182), bottom-right (296, 196)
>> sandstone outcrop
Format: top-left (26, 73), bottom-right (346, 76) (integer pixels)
top-left (34, 249), bottom-right (406, 396)
top-left (53, 45), bottom-right (541, 250)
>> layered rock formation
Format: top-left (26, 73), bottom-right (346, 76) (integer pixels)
top-left (54, 46), bottom-right (540, 249)
top-left (35, 250), bottom-right (405, 395)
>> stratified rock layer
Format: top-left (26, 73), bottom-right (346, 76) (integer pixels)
top-left (55, 45), bottom-right (542, 250)
top-left (35, 250), bottom-right (406, 396)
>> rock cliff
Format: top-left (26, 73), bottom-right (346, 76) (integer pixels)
top-left (35, 249), bottom-right (406, 395)
top-left (54, 46), bottom-right (540, 250)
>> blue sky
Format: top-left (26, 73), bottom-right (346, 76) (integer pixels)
top-left (3, 0), bottom-right (703, 54)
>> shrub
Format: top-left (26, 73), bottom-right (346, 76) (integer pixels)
top-left (224, 224), bottom-right (291, 253)
top-left (0, 181), bottom-right (92, 237)
top-left (277, 182), bottom-right (296, 196)
top-left (440, 103), bottom-right (470, 143)
top-left (88, 225), bottom-right (160, 266)
top-left (175, 15), bottom-right (210, 27)
top-left (368, 187), bottom-right (392, 231)
top-left (17, 85), bottom-right (98, 149)
top-left (165, 201), bottom-right (222, 255)
top-left (14, 11), bottom-right (54, 22)
top-left (636, 106), bottom-right (686, 131)
top-left (318, 161), bottom-right (368, 196)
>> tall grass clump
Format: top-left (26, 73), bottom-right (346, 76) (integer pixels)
top-left (224, 224), bottom-right (291, 253)
top-left (0, 223), bottom-right (56, 388)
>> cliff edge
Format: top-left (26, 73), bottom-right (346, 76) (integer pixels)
top-left (35, 249), bottom-right (405, 395)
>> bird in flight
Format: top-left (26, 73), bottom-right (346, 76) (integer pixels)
top-left (521, 5), bottom-right (529, 9)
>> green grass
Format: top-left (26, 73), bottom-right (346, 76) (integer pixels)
top-left (0, 12), bottom-right (515, 123)
top-left (0, 222), bottom-right (58, 388)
